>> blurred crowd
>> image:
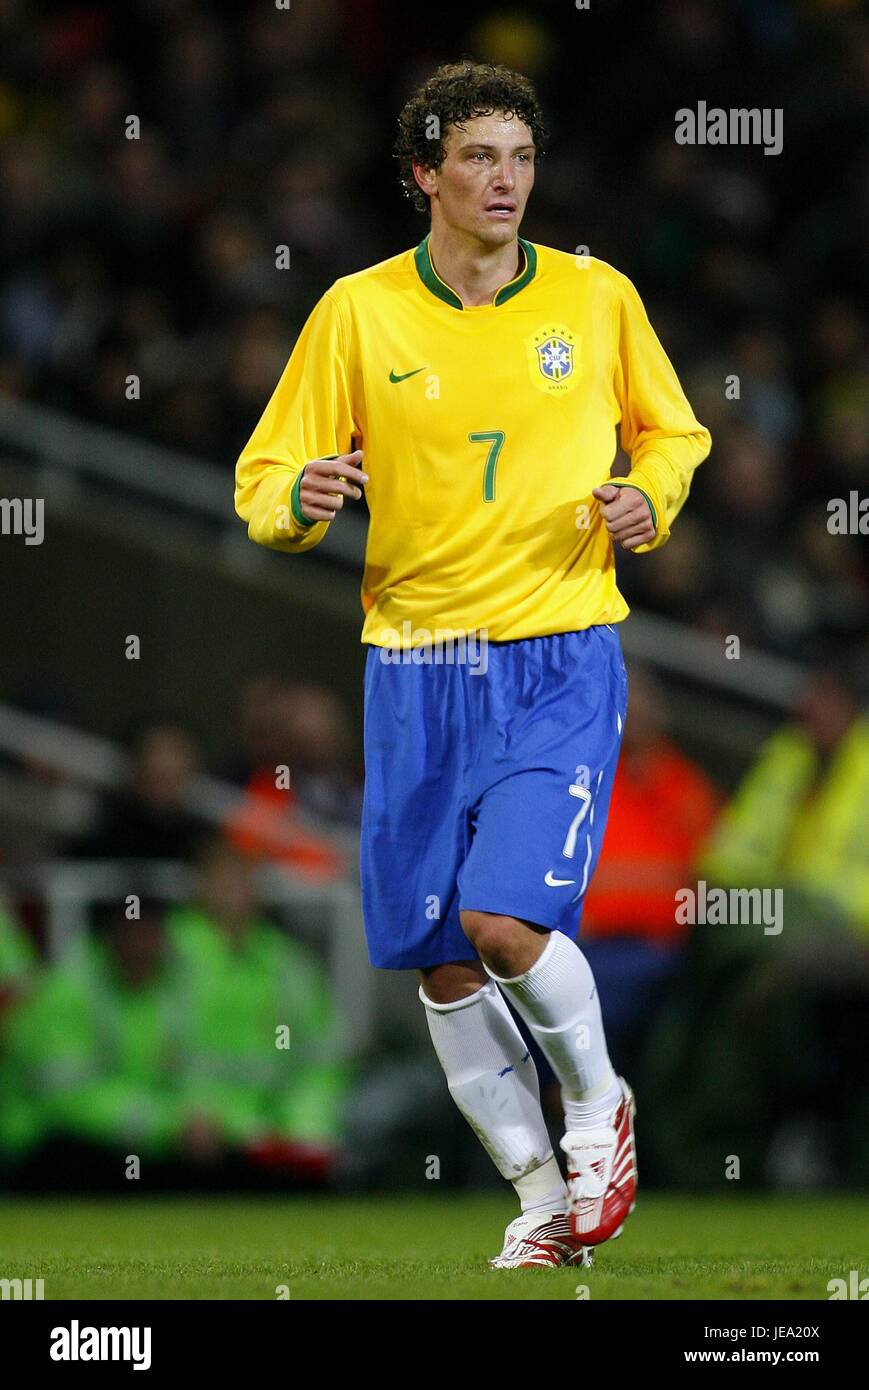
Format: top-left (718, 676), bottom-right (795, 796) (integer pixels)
top-left (0, 0), bottom-right (866, 1191)
top-left (0, 673), bottom-right (364, 1190)
top-left (0, 858), bottom-right (350, 1190)
top-left (0, 0), bottom-right (866, 662)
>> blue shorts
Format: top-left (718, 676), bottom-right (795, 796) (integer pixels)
top-left (360, 625), bottom-right (628, 970)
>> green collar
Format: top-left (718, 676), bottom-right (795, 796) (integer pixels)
top-left (413, 233), bottom-right (537, 309)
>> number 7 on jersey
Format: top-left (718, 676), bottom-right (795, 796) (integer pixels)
top-left (469, 430), bottom-right (506, 504)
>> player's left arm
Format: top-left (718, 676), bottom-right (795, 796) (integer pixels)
top-left (595, 271), bottom-right (712, 553)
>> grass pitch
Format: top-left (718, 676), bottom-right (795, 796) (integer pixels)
top-left (0, 1193), bottom-right (861, 1300)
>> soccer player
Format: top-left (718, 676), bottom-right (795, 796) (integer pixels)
top-left (235, 61), bottom-right (711, 1269)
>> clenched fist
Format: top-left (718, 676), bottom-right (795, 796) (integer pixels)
top-left (298, 450), bottom-right (368, 523)
top-left (592, 483), bottom-right (656, 551)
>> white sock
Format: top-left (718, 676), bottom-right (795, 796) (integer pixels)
top-left (485, 932), bottom-right (622, 1132)
top-left (420, 981), bottom-right (560, 1191)
top-left (513, 1154), bottom-right (568, 1216)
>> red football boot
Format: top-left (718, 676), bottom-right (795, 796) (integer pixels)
top-left (560, 1077), bottom-right (637, 1245)
top-left (488, 1209), bottom-right (594, 1269)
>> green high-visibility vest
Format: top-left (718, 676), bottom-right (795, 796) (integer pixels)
top-left (699, 718), bottom-right (869, 932)
top-left (166, 906), bottom-right (351, 1144)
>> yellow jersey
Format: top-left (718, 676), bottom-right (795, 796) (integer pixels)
top-left (235, 236), bottom-right (711, 644)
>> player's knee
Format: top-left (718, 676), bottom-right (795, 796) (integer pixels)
top-left (461, 910), bottom-right (549, 977)
top-left (419, 959), bottom-right (487, 1004)
top-left (460, 910), bottom-right (515, 965)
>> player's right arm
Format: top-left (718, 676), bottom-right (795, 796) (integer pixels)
top-left (234, 290), bottom-right (365, 552)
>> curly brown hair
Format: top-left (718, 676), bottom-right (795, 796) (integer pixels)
top-left (394, 60), bottom-right (547, 214)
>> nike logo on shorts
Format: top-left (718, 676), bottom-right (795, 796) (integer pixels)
top-left (545, 871), bottom-right (576, 887)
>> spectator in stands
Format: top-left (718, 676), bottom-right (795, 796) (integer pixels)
top-left (700, 663), bottom-right (869, 932)
top-left (282, 682), bottom-right (364, 829)
top-left (0, 899), bottom-right (189, 1173)
top-left (223, 678), bottom-right (345, 880)
top-left (70, 723), bottom-right (202, 861)
top-left (222, 672), bottom-right (287, 787)
top-left (166, 838), bottom-right (350, 1176)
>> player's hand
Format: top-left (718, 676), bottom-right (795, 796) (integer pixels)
top-left (298, 450), bottom-right (367, 523)
top-left (592, 483), bottom-right (656, 551)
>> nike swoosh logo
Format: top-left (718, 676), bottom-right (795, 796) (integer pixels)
top-left (389, 367), bottom-right (427, 383)
top-left (545, 871), bottom-right (576, 887)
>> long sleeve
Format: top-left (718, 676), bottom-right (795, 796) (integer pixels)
top-left (234, 289), bottom-right (359, 552)
top-left (611, 273), bottom-right (711, 551)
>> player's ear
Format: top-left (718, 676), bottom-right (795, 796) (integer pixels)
top-left (412, 160), bottom-right (437, 200)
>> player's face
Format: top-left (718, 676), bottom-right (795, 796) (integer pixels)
top-left (420, 112), bottom-right (535, 246)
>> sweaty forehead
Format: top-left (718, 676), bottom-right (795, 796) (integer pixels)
top-left (446, 111), bottom-right (534, 148)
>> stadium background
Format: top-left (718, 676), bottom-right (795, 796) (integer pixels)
top-left (0, 0), bottom-right (866, 1226)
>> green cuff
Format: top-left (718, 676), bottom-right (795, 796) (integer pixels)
top-left (291, 456), bottom-right (343, 530)
top-left (611, 481), bottom-right (657, 530)
top-left (290, 470), bottom-right (316, 529)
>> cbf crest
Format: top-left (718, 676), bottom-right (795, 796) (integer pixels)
top-left (526, 325), bottom-right (581, 395)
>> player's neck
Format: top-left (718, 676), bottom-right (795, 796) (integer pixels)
top-left (427, 224), bottom-right (521, 308)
